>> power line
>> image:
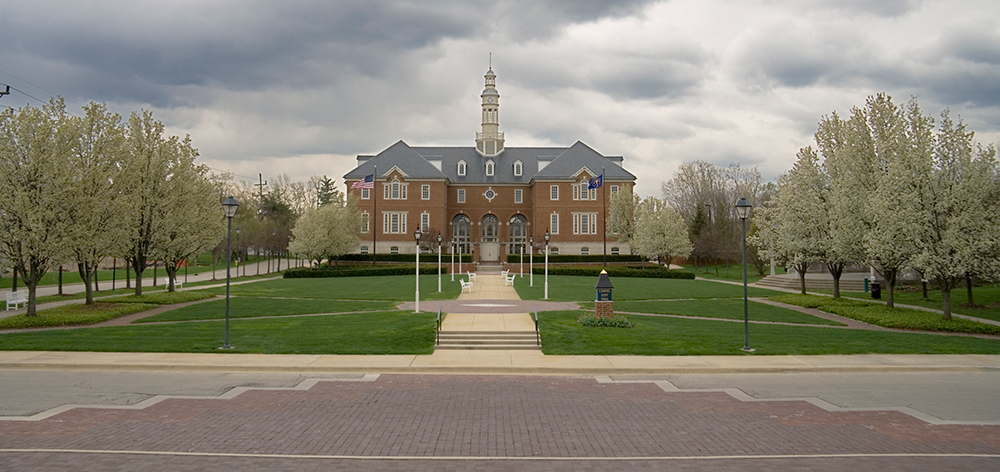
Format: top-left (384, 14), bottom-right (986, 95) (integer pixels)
top-left (0, 69), bottom-right (85, 108)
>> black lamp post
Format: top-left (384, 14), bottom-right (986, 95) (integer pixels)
top-left (437, 233), bottom-right (443, 292)
top-left (543, 231), bottom-right (550, 300)
top-left (414, 229), bottom-right (421, 313)
top-left (221, 196), bottom-right (239, 349)
top-left (735, 197), bottom-right (754, 352)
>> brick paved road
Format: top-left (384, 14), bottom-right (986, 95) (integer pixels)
top-left (2, 375), bottom-right (998, 471)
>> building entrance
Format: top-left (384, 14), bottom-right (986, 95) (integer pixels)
top-left (480, 214), bottom-right (499, 262)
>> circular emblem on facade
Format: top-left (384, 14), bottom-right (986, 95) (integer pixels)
top-left (487, 97), bottom-right (494, 103)
top-left (483, 188), bottom-right (497, 202)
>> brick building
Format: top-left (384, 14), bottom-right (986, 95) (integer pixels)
top-left (344, 68), bottom-right (636, 263)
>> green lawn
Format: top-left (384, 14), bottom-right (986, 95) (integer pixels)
top-left (200, 275), bottom-right (462, 301)
top-left (515, 276), bottom-right (781, 302)
top-left (580, 299), bottom-right (843, 325)
top-left (815, 286), bottom-right (1000, 323)
top-left (139, 297), bottom-right (400, 322)
top-left (0, 311), bottom-right (435, 354)
top-left (538, 311), bottom-right (1000, 355)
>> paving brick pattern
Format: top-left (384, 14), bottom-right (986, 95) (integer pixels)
top-left (1, 375), bottom-right (998, 471)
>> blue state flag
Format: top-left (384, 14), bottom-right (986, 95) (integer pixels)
top-left (588, 174), bottom-right (603, 189)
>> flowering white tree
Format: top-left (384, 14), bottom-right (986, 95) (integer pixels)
top-left (911, 111), bottom-right (1000, 319)
top-left (607, 187), bottom-right (638, 244)
top-left (288, 197), bottom-right (362, 266)
top-left (0, 99), bottom-right (76, 316)
top-left (65, 102), bottom-right (132, 304)
top-left (630, 197), bottom-right (692, 266)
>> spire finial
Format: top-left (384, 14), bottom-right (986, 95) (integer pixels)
top-left (489, 52), bottom-right (492, 69)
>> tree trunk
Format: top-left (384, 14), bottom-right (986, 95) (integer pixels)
top-left (132, 254), bottom-right (145, 296)
top-left (966, 273), bottom-right (974, 305)
top-left (11, 266), bottom-right (17, 292)
top-left (164, 263), bottom-right (178, 292)
top-left (921, 280), bottom-right (928, 300)
top-left (125, 259), bottom-right (132, 289)
top-left (78, 262), bottom-right (94, 305)
top-left (827, 262), bottom-right (845, 299)
top-left (94, 265), bottom-right (99, 292)
top-left (885, 269), bottom-right (897, 308)
top-left (795, 262), bottom-right (809, 295)
top-left (942, 287), bottom-right (952, 320)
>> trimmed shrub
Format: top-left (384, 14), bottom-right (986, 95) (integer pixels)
top-left (578, 313), bottom-right (633, 328)
top-left (509, 254), bottom-right (643, 263)
top-left (335, 254), bottom-right (473, 263)
top-left (284, 265), bottom-right (448, 278)
top-left (532, 266), bottom-right (696, 279)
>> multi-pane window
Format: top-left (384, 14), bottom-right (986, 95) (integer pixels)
top-left (457, 189), bottom-right (466, 203)
top-left (610, 185), bottom-right (619, 195)
top-left (390, 246), bottom-right (399, 254)
top-left (581, 247), bottom-right (589, 255)
top-left (421, 185), bottom-right (430, 200)
top-left (361, 213), bottom-right (369, 233)
top-left (361, 188), bottom-right (369, 199)
top-left (513, 161), bottom-right (522, 176)
top-left (360, 246), bottom-right (369, 254)
top-left (574, 181), bottom-right (596, 200)
top-left (550, 213), bottom-right (559, 234)
top-left (611, 247), bottom-right (620, 255)
top-left (457, 160), bottom-right (467, 176)
top-left (384, 180), bottom-right (408, 200)
top-left (383, 212), bottom-right (407, 234)
top-left (421, 213), bottom-right (430, 232)
top-left (573, 213), bottom-right (598, 234)
top-left (486, 160), bottom-right (495, 176)
top-left (550, 185), bottom-right (559, 200)
top-left (514, 189), bottom-right (522, 203)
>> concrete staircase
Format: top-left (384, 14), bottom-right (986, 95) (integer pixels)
top-left (755, 274), bottom-right (867, 292)
top-left (436, 331), bottom-right (540, 350)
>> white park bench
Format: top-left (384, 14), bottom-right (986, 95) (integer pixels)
top-left (460, 278), bottom-right (474, 293)
top-left (162, 279), bottom-right (183, 290)
top-left (6, 291), bottom-right (27, 310)
top-left (504, 272), bottom-right (516, 286)
top-left (467, 271), bottom-right (477, 281)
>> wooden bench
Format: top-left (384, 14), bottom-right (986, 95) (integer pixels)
top-left (504, 273), bottom-right (516, 286)
top-left (460, 279), bottom-right (474, 293)
top-left (6, 291), bottom-right (27, 310)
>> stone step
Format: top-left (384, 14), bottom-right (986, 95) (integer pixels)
top-left (436, 331), bottom-right (540, 350)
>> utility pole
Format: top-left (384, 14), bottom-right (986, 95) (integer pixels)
top-left (254, 173), bottom-right (267, 219)
top-left (0, 85), bottom-right (9, 99)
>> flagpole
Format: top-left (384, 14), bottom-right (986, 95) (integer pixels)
top-left (372, 165), bottom-right (377, 266)
top-left (602, 166), bottom-right (607, 267)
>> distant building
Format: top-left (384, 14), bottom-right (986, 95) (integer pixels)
top-left (344, 68), bottom-right (636, 262)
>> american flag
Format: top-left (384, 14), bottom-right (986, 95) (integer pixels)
top-left (351, 173), bottom-right (374, 189)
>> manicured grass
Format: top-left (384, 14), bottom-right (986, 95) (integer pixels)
top-left (771, 294), bottom-right (1000, 335)
top-left (515, 276), bottom-right (781, 302)
top-left (816, 286), bottom-right (1000, 323)
top-left (0, 311), bottom-right (435, 354)
top-left (200, 275), bottom-right (463, 301)
top-left (101, 291), bottom-right (218, 305)
top-left (139, 298), bottom-right (400, 322)
top-left (580, 299), bottom-right (843, 325)
top-left (0, 303), bottom-right (158, 329)
top-left (681, 264), bottom-right (788, 283)
top-left (538, 311), bottom-right (1000, 355)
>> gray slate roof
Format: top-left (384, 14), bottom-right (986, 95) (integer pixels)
top-left (344, 140), bottom-right (636, 184)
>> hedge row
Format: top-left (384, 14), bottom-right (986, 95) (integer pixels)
top-left (284, 265), bottom-right (449, 278)
top-left (335, 253), bottom-right (473, 263)
top-left (531, 266), bottom-right (696, 279)
top-left (507, 254), bottom-right (643, 263)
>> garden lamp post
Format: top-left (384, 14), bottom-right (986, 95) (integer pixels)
top-left (543, 231), bottom-right (550, 300)
top-left (520, 240), bottom-right (524, 278)
top-left (437, 233), bottom-right (443, 292)
top-left (414, 229), bottom-right (421, 313)
top-left (221, 196), bottom-right (239, 349)
top-left (735, 197), bottom-right (754, 352)
top-left (529, 236), bottom-right (534, 287)
top-left (450, 238), bottom-right (455, 282)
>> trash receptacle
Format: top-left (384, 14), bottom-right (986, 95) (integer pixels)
top-left (871, 281), bottom-right (881, 300)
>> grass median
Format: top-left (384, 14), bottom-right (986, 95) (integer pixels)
top-left (538, 310), bottom-right (1000, 355)
top-left (515, 275), bottom-right (781, 302)
top-left (579, 299), bottom-right (843, 325)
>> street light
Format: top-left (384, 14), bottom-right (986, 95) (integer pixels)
top-left (221, 196), bottom-right (239, 350)
top-left (437, 233), bottom-right (443, 292)
top-left (414, 229), bottom-right (421, 313)
top-left (735, 197), bottom-right (754, 353)
top-left (543, 231), bottom-right (550, 300)
top-left (450, 238), bottom-right (455, 282)
top-left (529, 235), bottom-right (534, 287)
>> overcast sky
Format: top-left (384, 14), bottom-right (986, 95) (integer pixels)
top-left (2, 0), bottom-right (999, 197)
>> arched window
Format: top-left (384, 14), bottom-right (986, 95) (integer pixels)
top-left (453, 214), bottom-right (471, 254)
top-left (457, 160), bottom-right (467, 176)
top-left (509, 214), bottom-right (527, 255)
top-left (485, 159), bottom-right (495, 177)
top-left (513, 160), bottom-right (523, 176)
top-left (481, 214), bottom-right (499, 240)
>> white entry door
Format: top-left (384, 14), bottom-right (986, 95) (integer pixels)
top-left (481, 243), bottom-right (499, 262)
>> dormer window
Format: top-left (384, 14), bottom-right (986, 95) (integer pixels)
top-left (513, 160), bottom-right (522, 177)
top-left (457, 160), bottom-right (467, 176)
top-left (485, 159), bottom-right (495, 177)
